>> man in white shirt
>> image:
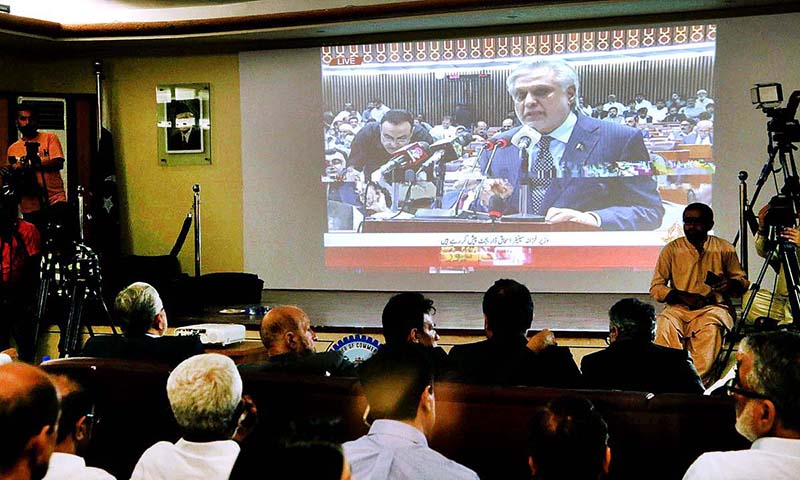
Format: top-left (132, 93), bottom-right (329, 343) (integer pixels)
top-left (130, 354), bottom-right (256, 480)
top-left (695, 89), bottom-right (714, 109)
top-left (632, 93), bottom-right (653, 116)
top-left (429, 116), bottom-right (458, 141)
top-left (42, 375), bottom-right (115, 480)
top-left (684, 331), bottom-right (800, 479)
top-left (602, 94), bottom-right (625, 114)
top-left (344, 344), bottom-right (479, 480)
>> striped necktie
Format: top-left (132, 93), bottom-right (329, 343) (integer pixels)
top-left (529, 135), bottom-right (555, 214)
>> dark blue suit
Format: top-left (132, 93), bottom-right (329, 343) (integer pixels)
top-left (480, 115), bottom-right (664, 231)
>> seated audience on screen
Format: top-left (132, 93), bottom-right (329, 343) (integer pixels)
top-left (381, 292), bottom-right (448, 375)
top-left (651, 203), bottom-right (748, 384)
top-left (447, 279), bottom-right (581, 387)
top-left (695, 89), bottom-right (714, 109)
top-left (663, 106), bottom-right (688, 124)
top-left (0, 363), bottom-right (59, 480)
top-left (499, 117), bottom-right (515, 132)
top-left (602, 106), bottom-right (623, 124)
top-left (429, 115), bottom-right (458, 141)
top-left (651, 99), bottom-right (668, 122)
top-left (81, 282), bottom-right (204, 367)
top-left (680, 97), bottom-right (706, 120)
top-left (667, 92), bottom-right (686, 110)
top-left (528, 396), bottom-right (610, 480)
top-left (414, 114), bottom-right (433, 131)
top-left (625, 116), bottom-right (651, 138)
top-left (131, 354), bottom-right (255, 480)
top-left (344, 343), bottom-right (479, 480)
top-left (633, 93), bottom-right (653, 115)
top-left (684, 120), bottom-right (713, 145)
top-left (668, 119), bottom-right (695, 142)
top-left (42, 375), bottom-right (114, 480)
top-left (473, 120), bottom-right (489, 139)
top-left (602, 94), bottom-right (625, 114)
top-left (581, 298), bottom-right (704, 394)
top-left (684, 331), bottom-right (800, 479)
top-left (239, 305), bottom-right (357, 377)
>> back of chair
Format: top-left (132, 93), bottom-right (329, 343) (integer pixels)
top-left (41, 357), bottom-right (179, 479)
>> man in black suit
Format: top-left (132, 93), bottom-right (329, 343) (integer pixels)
top-left (381, 292), bottom-right (449, 376)
top-left (581, 298), bottom-right (704, 393)
top-left (447, 279), bottom-right (581, 387)
top-left (81, 282), bottom-right (204, 367)
top-left (239, 305), bottom-right (356, 377)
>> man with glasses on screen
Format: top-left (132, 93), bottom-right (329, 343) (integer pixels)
top-left (348, 109), bottom-right (433, 179)
top-left (479, 57), bottom-right (664, 230)
top-left (683, 331), bottom-right (800, 479)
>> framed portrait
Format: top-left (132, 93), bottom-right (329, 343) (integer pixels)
top-left (165, 98), bottom-right (203, 153)
top-left (156, 83), bottom-right (211, 166)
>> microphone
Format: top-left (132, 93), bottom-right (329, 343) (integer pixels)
top-left (378, 142), bottom-right (432, 175)
top-left (517, 135), bottom-right (532, 181)
top-left (404, 168), bottom-right (417, 185)
top-left (488, 195), bottom-right (505, 221)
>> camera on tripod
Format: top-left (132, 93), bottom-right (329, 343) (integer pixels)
top-left (763, 194), bottom-right (798, 242)
top-left (751, 83), bottom-right (800, 142)
top-left (0, 142), bottom-right (42, 198)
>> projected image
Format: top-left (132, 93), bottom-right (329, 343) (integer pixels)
top-left (321, 25), bottom-right (717, 272)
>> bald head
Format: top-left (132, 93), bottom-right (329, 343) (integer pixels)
top-left (0, 363), bottom-right (60, 479)
top-left (259, 306), bottom-right (317, 356)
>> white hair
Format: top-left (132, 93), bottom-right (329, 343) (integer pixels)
top-left (506, 57), bottom-right (581, 108)
top-left (114, 282), bottom-right (164, 336)
top-left (167, 354), bottom-right (242, 437)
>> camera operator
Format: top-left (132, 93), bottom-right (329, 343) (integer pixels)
top-left (744, 201), bottom-right (800, 325)
top-left (1, 105), bottom-right (68, 236)
top-left (0, 186), bottom-right (42, 362)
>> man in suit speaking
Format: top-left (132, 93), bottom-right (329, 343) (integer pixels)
top-left (480, 58), bottom-right (664, 231)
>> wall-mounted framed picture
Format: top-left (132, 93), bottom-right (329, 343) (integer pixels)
top-left (156, 83), bottom-right (211, 166)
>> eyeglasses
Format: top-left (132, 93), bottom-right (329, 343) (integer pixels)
top-left (720, 370), bottom-right (771, 401)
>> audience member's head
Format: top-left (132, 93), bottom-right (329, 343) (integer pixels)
top-left (696, 120), bottom-right (713, 140)
top-left (0, 363), bottom-right (60, 480)
top-left (48, 374), bottom-right (95, 457)
top-left (732, 331), bottom-right (800, 441)
top-left (501, 117), bottom-right (515, 131)
top-left (114, 282), bottom-right (167, 337)
top-left (259, 305), bottom-right (317, 356)
top-left (381, 293), bottom-right (438, 347)
top-left (607, 298), bottom-right (656, 343)
top-left (483, 279), bottom-right (534, 339)
top-left (379, 109), bottom-right (414, 154)
top-left (528, 396), bottom-right (610, 480)
top-left (358, 344), bottom-right (435, 437)
top-left (167, 353), bottom-right (243, 442)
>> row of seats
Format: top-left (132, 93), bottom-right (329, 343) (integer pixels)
top-left (41, 356), bottom-right (748, 480)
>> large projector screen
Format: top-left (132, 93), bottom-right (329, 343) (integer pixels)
top-left (241, 15), bottom-right (799, 292)
top-left (319, 27), bottom-right (716, 275)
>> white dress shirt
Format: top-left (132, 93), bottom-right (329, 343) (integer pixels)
top-left (130, 438), bottom-right (240, 480)
top-left (41, 452), bottom-right (115, 480)
top-left (344, 419), bottom-right (478, 480)
top-left (683, 437), bottom-right (800, 480)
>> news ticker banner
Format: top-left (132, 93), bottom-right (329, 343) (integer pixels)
top-left (324, 231), bottom-right (673, 270)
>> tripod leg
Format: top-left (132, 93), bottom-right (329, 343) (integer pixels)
top-left (31, 259), bottom-right (52, 355)
top-left (61, 282), bottom-right (86, 357)
top-left (711, 246), bottom-right (775, 380)
top-left (779, 243), bottom-right (800, 325)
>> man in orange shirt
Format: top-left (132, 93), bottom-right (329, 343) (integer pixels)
top-left (2, 105), bottom-right (68, 236)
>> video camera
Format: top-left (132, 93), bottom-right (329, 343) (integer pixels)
top-left (0, 141), bottom-right (43, 197)
top-left (751, 83), bottom-right (800, 143)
